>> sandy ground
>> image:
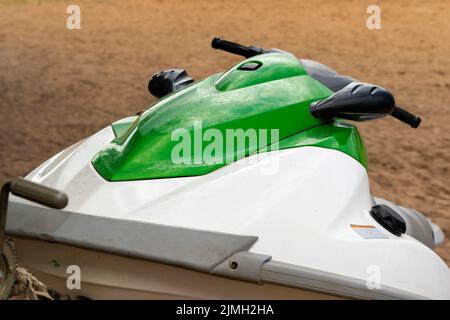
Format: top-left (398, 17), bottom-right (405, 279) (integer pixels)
top-left (0, 0), bottom-right (449, 265)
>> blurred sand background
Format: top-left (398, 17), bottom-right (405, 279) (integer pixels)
top-left (0, 0), bottom-right (449, 265)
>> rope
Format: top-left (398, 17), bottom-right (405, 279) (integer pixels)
top-left (8, 267), bottom-right (70, 300)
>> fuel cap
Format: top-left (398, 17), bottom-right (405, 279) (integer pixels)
top-left (370, 204), bottom-right (406, 236)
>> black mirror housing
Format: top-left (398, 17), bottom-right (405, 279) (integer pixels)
top-left (148, 69), bottom-right (194, 98)
top-left (310, 82), bottom-right (395, 122)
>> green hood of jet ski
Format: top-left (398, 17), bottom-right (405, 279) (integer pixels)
top-left (92, 52), bottom-right (366, 181)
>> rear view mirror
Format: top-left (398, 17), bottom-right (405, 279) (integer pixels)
top-left (310, 82), bottom-right (395, 121)
top-left (148, 69), bottom-right (194, 98)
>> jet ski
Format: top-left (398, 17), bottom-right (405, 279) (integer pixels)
top-left (1, 37), bottom-right (448, 299)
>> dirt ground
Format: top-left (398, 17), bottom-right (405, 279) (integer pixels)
top-left (0, 0), bottom-right (449, 265)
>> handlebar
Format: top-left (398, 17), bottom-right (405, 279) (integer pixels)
top-left (9, 178), bottom-right (68, 209)
top-left (212, 38), bottom-right (421, 129)
top-left (0, 178), bottom-right (68, 256)
top-left (391, 106), bottom-right (422, 128)
top-left (211, 37), bottom-right (270, 58)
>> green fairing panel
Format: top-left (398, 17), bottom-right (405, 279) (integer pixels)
top-left (92, 52), bottom-right (363, 181)
top-left (111, 116), bottom-right (139, 138)
top-left (215, 53), bottom-right (308, 91)
top-left (277, 122), bottom-right (368, 169)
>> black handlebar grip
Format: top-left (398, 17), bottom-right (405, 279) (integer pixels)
top-left (10, 177), bottom-right (68, 209)
top-left (211, 37), bottom-right (254, 58)
top-left (211, 37), bottom-right (268, 58)
top-left (391, 107), bottom-right (421, 128)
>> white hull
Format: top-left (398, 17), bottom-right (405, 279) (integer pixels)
top-left (5, 127), bottom-right (450, 299)
top-left (12, 238), bottom-right (338, 300)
